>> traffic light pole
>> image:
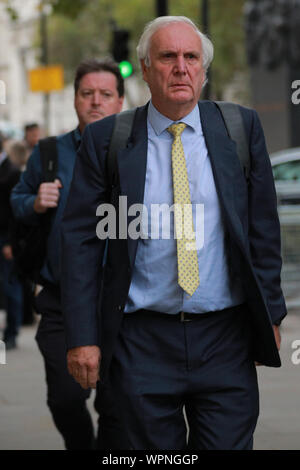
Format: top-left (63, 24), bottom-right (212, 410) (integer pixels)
top-left (156, 0), bottom-right (168, 17)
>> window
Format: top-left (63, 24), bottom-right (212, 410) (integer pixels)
top-left (272, 160), bottom-right (300, 181)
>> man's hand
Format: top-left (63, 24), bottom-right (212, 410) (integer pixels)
top-left (273, 325), bottom-right (281, 350)
top-left (67, 345), bottom-right (101, 390)
top-left (255, 325), bottom-right (281, 367)
top-left (33, 179), bottom-right (62, 213)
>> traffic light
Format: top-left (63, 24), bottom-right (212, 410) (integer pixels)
top-left (111, 29), bottom-right (133, 78)
top-left (119, 60), bottom-right (133, 79)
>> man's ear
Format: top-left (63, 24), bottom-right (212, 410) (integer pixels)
top-left (117, 96), bottom-right (125, 113)
top-left (73, 93), bottom-right (78, 112)
top-left (200, 70), bottom-right (207, 93)
top-left (140, 60), bottom-right (149, 83)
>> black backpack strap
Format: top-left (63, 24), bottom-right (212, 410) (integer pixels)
top-left (214, 101), bottom-right (250, 181)
top-left (38, 136), bottom-right (58, 250)
top-left (107, 109), bottom-right (137, 188)
top-left (39, 136), bottom-right (58, 182)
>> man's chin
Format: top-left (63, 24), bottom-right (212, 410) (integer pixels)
top-left (168, 89), bottom-right (194, 101)
top-left (168, 94), bottom-right (196, 107)
top-left (89, 113), bottom-right (104, 122)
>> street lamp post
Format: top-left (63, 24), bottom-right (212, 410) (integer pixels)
top-left (40, 2), bottom-right (50, 134)
top-left (156, 0), bottom-right (168, 17)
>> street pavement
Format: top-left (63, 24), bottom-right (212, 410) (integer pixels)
top-left (0, 301), bottom-right (300, 450)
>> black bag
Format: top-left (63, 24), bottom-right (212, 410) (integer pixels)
top-left (11, 137), bottom-right (58, 283)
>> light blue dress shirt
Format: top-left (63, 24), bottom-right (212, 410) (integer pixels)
top-left (125, 101), bottom-right (244, 314)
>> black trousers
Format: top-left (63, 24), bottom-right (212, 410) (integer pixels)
top-left (35, 287), bottom-right (128, 450)
top-left (36, 311), bottom-right (95, 450)
top-left (109, 305), bottom-right (259, 450)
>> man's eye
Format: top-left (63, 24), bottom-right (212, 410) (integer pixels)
top-left (161, 53), bottom-right (175, 60)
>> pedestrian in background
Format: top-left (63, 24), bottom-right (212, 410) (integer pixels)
top-left (23, 123), bottom-right (41, 160)
top-left (7, 140), bottom-right (29, 171)
top-left (8, 139), bottom-right (36, 326)
top-left (11, 59), bottom-right (128, 450)
top-left (0, 132), bottom-right (23, 350)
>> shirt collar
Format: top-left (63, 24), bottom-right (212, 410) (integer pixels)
top-left (148, 100), bottom-right (203, 136)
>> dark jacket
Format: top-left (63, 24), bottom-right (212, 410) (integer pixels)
top-left (10, 130), bottom-right (80, 285)
top-left (61, 101), bottom-right (287, 379)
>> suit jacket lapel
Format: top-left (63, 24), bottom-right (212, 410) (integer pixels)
top-left (117, 104), bottom-right (148, 267)
top-left (117, 100), bottom-right (248, 267)
top-left (198, 101), bottom-right (247, 249)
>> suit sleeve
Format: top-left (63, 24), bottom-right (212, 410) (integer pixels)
top-left (247, 110), bottom-right (287, 325)
top-left (10, 146), bottom-right (42, 225)
top-left (61, 124), bottom-right (109, 350)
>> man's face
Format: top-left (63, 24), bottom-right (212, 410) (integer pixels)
top-left (141, 22), bottom-right (205, 120)
top-left (74, 71), bottom-right (124, 132)
top-left (25, 127), bottom-right (41, 148)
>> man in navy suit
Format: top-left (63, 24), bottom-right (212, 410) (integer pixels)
top-left (61, 16), bottom-right (287, 450)
top-left (11, 59), bottom-right (127, 450)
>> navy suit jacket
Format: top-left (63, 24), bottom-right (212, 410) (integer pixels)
top-left (61, 101), bottom-right (287, 379)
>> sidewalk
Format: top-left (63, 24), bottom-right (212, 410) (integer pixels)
top-left (254, 307), bottom-right (300, 449)
top-left (0, 307), bottom-right (300, 450)
top-left (0, 313), bottom-right (97, 450)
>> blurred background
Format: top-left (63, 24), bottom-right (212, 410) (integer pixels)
top-left (1, 0), bottom-right (300, 450)
top-left (0, 0), bottom-right (252, 134)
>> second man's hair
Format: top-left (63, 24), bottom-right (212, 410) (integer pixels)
top-left (74, 59), bottom-right (124, 97)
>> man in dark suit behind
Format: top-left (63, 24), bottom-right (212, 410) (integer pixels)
top-left (11, 59), bottom-right (127, 449)
top-left (61, 16), bottom-right (287, 450)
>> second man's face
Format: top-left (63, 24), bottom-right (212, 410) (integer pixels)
top-left (74, 71), bottom-right (124, 132)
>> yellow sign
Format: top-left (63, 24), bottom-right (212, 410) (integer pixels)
top-left (29, 65), bottom-right (64, 92)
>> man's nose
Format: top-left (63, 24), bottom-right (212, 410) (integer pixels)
top-left (174, 55), bottom-right (187, 73)
top-left (92, 91), bottom-right (102, 105)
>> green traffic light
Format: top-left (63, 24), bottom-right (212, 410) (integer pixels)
top-left (119, 61), bottom-right (133, 78)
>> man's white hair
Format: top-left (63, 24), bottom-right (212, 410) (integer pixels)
top-left (136, 16), bottom-right (214, 71)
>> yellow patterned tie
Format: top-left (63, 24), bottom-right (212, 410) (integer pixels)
top-left (167, 122), bottom-right (200, 297)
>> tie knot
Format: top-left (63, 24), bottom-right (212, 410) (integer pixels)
top-left (167, 122), bottom-right (186, 138)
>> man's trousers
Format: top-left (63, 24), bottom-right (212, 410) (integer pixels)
top-left (109, 304), bottom-right (259, 450)
top-left (36, 308), bottom-right (129, 450)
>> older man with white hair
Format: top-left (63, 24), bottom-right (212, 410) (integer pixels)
top-left (61, 16), bottom-right (286, 450)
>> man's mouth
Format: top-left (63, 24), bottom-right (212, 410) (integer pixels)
top-left (89, 111), bottom-right (102, 116)
top-left (170, 84), bottom-right (189, 88)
